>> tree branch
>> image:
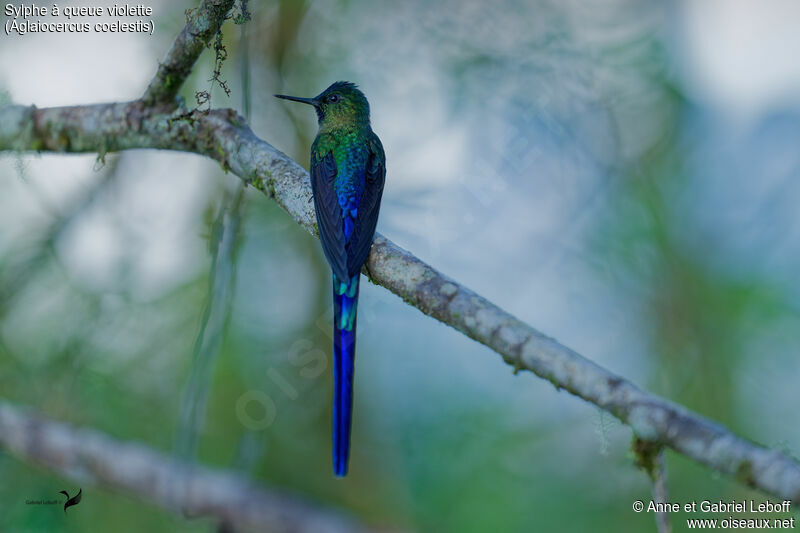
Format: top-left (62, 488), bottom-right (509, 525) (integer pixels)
top-left (634, 438), bottom-right (672, 533)
top-left (0, 401), bottom-right (380, 533)
top-left (652, 451), bottom-right (672, 533)
top-left (1, 0), bottom-right (798, 513)
top-left (142, 0), bottom-right (237, 105)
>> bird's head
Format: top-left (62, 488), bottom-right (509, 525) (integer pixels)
top-left (275, 81), bottom-right (370, 130)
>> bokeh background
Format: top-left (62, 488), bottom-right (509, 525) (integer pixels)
top-left (1, 0), bottom-right (799, 531)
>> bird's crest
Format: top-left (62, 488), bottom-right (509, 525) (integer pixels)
top-left (325, 80), bottom-right (358, 92)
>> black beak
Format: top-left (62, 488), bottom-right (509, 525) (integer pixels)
top-left (274, 94), bottom-right (318, 107)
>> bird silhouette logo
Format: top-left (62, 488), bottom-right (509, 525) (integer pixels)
top-left (58, 488), bottom-right (82, 513)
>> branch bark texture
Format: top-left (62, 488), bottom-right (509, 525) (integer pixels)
top-left (0, 402), bottom-right (377, 533)
top-left (0, 0), bottom-right (798, 514)
top-left (142, 0), bottom-right (236, 105)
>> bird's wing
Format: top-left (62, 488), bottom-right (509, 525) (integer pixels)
top-left (346, 133), bottom-right (386, 277)
top-left (310, 150), bottom-right (348, 280)
top-left (72, 489), bottom-right (82, 504)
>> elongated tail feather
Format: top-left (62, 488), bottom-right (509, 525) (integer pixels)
top-left (332, 273), bottom-right (359, 477)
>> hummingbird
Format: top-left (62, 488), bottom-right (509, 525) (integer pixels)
top-left (275, 81), bottom-right (386, 477)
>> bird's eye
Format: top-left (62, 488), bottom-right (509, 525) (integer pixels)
top-left (327, 94), bottom-right (340, 103)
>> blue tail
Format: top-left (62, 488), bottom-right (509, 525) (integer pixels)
top-left (332, 273), bottom-right (359, 477)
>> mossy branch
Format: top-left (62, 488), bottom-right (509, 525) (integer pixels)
top-left (142, 0), bottom-right (237, 106)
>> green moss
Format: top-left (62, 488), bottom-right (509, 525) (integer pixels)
top-left (214, 143), bottom-right (229, 172)
top-left (546, 374), bottom-right (561, 391)
top-left (632, 436), bottom-right (662, 480)
top-left (229, 114), bottom-right (245, 128)
top-left (96, 139), bottom-right (109, 165)
top-left (735, 460), bottom-right (755, 486)
top-left (250, 175), bottom-right (277, 198)
top-left (162, 72), bottom-right (181, 94)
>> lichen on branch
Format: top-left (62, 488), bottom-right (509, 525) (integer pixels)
top-left (142, 0), bottom-right (237, 106)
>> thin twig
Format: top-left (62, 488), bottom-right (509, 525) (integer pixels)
top-left (175, 187), bottom-right (244, 460)
top-left (652, 451), bottom-right (672, 533)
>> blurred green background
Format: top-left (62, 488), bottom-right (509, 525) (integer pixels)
top-left (1, 0), bottom-right (799, 531)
